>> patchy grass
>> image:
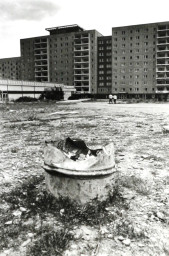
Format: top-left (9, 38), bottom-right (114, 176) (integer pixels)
top-left (117, 174), bottom-right (152, 196)
top-left (0, 175), bottom-right (131, 254)
top-left (26, 226), bottom-right (73, 256)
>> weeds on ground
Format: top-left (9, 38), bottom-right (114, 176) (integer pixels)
top-left (0, 175), bottom-right (131, 254)
top-left (118, 174), bottom-right (152, 195)
top-left (26, 226), bottom-right (73, 256)
top-left (7, 110), bottom-right (38, 122)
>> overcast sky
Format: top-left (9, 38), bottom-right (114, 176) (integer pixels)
top-left (0, 0), bottom-right (169, 58)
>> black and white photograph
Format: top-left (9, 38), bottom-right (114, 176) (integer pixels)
top-left (0, 0), bottom-right (169, 255)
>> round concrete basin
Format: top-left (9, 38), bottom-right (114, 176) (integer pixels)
top-left (43, 139), bottom-right (116, 204)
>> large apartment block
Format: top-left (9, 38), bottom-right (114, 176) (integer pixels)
top-left (111, 22), bottom-right (169, 99)
top-left (112, 23), bottom-right (156, 98)
top-left (1, 22), bottom-right (169, 99)
top-left (0, 57), bottom-right (21, 80)
top-left (20, 25), bottom-right (102, 94)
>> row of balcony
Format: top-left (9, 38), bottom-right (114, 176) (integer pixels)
top-left (157, 39), bottom-right (169, 45)
top-left (74, 59), bottom-right (89, 64)
top-left (35, 62), bottom-right (47, 66)
top-left (157, 46), bottom-right (169, 51)
top-left (35, 69), bottom-right (48, 72)
top-left (157, 59), bottom-right (169, 65)
top-left (156, 74), bottom-right (169, 78)
top-left (74, 65), bottom-right (89, 70)
top-left (74, 53), bottom-right (89, 57)
top-left (156, 67), bottom-right (169, 72)
top-left (74, 47), bottom-right (89, 51)
top-left (158, 25), bottom-right (169, 31)
top-left (35, 57), bottom-right (47, 61)
top-left (34, 39), bottom-right (47, 44)
top-left (74, 71), bottom-right (89, 75)
top-left (74, 42), bottom-right (89, 46)
top-left (35, 74), bottom-right (48, 78)
top-left (34, 51), bottom-right (47, 55)
top-left (74, 34), bottom-right (89, 40)
top-left (157, 52), bottom-right (169, 58)
top-left (156, 80), bottom-right (169, 84)
top-left (157, 31), bottom-right (169, 38)
top-left (34, 46), bottom-right (47, 50)
top-left (74, 81), bottom-right (89, 86)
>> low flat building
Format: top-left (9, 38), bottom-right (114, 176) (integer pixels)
top-left (0, 79), bottom-right (75, 102)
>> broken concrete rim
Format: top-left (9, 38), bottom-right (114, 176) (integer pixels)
top-left (43, 141), bottom-right (116, 177)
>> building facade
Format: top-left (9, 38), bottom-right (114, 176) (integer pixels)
top-left (112, 23), bottom-right (156, 99)
top-left (111, 22), bottom-right (169, 99)
top-left (0, 57), bottom-right (21, 80)
top-left (1, 22), bottom-right (169, 99)
top-left (97, 36), bottom-right (112, 95)
top-left (20, 24), bottom-right (102, 94)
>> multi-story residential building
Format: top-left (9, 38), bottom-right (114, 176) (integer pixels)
top-left (20, 36), bottom-right (48, 82)
top-left (97, 36), bottom-right (112, 95)
top-left (20, 24), bottom-right (102, 94)
top-left (1, 22), bottom-right (169, 100)
top-left (0, 57), bottom-right (21, 80)
top-left (111, 21), bottom-right (169, 100)
top-left (112, 23), bottom-right (157, 99)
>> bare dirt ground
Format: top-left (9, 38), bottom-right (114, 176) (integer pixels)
top-left (0, 101), bottom-right (169, 256)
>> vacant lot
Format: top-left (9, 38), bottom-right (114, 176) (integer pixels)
top-left (0, 101), bottom-right (169, 256)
